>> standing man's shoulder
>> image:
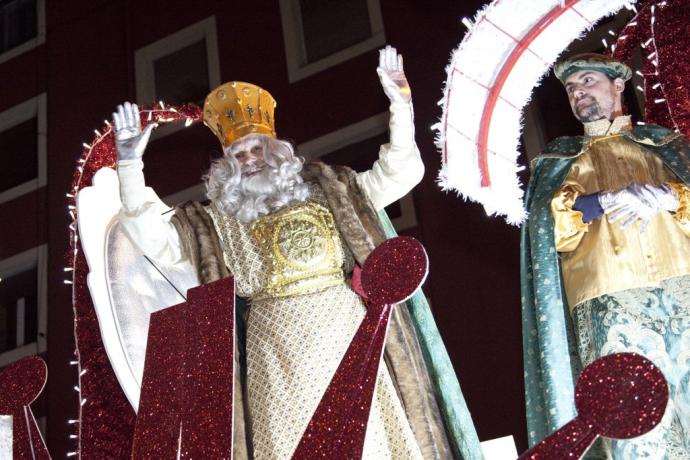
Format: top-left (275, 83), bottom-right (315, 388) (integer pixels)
top-left (625, 124), bottom-right (686, 147)
top-left (530, 135), bottom-right (585, 173)
top-left (540, 135), bottom-right (586, 158)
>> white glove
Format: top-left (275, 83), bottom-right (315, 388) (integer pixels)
top-left (648, 183), bottom-right (680, 212)
top-left (599, 183), bottom-right (678, 231)
top-left (376, 46), bottom-right (411, 104)
top-left (112, 102), bottom-right (157, 161)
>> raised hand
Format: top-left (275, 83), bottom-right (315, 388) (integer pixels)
top-left (376, 45), bottom-right (411, 104)
top-left (112, 102), bottom-right (157, 161)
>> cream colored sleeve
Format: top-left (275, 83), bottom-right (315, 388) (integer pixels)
top-left (355, 101), bottom-right (424, 211)
top-left (117, 159), bottom-right (185, 266)
top-left (551, 181), bottom-right (590, 253)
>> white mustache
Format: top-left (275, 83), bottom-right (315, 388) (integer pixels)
top-left (239, 169), bottom-right (273, 194)
top-left (241, 164), bottom-right (265, 177)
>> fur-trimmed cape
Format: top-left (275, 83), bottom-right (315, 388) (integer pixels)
top-left (171, 161), bottom-right (475, 459)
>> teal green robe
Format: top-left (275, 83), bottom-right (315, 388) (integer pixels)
top-left (521, 124), bottom-right (690, 446)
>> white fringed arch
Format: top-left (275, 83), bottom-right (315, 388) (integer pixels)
top-left (435, 0), bottom-right (636, 224)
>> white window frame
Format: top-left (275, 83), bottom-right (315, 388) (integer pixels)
top-left (279, 0), bottom-right (385, 82)
top-left (299, 113), bottom-right (418, 231)
top-left (0, 0), bottom-right (45, 65)
top-left (0, 93), bottom-right (47, 204)
top-left (134, 16), bottom-right (221, 140)
top-left (0, 244), bottom-right (48, 367)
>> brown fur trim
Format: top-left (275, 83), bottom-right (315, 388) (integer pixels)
top-left (385, 306), bottom-right (453, 459)
top-left (170, 202), bottom-right (200, 277)
top-left (171, 202), bottom-right (229, 284)
top-left (303, 161), bottom-right (376, 265)
top-left (333, 165), bottom-right (387, 247)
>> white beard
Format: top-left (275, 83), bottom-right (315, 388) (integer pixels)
top-left (215, 166), bottom-right (308, 223)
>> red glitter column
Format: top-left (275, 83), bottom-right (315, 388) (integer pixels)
top-left (132, 277), bottom-right (235, 459)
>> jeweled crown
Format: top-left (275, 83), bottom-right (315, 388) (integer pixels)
top-left (203, 81), bottom-right (277, 147)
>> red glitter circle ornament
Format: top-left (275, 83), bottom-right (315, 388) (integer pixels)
top-left (0, 355), bottom-right (46, 412)
top-left (519, 352), bottom-right (669, 459)
top-left (576, 352), bottom-right (668, 439)
top-left (0, 355), bottom-right (50, 459)
top-left (361, 235), bottom-right (429, 305)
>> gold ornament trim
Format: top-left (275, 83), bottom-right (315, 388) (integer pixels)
top-left (251, 201), bottom-right (345, 300)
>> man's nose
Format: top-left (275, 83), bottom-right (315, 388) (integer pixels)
top-left (240, 153), bottom-right (256, 164)
top-left (574, 87), bottom-right (586, 99)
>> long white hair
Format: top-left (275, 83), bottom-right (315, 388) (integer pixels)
top-left (204, 134), bottom-right (310, 223)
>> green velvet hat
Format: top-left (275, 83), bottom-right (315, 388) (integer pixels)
top-left (554, 53), bottom-right (632, 84)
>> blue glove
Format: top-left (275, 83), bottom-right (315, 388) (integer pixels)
top-left (573, 193), bottom-right (604, 223)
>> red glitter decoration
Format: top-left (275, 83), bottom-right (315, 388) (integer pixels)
top-left (292, 237), bottom-right (428, 459)
top-left (361, 236), bottom-right (429, 305)
top-left (0, 356), bottom-right (50, 459)
top-left (69, 104), bottom-right (203, 457)
top-left (131, 299), bottom-right (184, 458)
top-left (519, 352), bottom-right (668, 459)
top-left (132, 277), bottom-right (234, 459)
top-left (613, 0), bottom-right (690, 138)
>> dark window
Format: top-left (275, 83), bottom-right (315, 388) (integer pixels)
top-left (154, 39), bottom-right (210, 105)
top-left (0, 265), bottom-right (38, 353)
top-left (0, 117), bottom-right (38, 191)
top-left (318, 131), bottom-right (402, 218)
top-left (0, 0), bottom-right (37, 54)
top-left (319, 131), bottom-right (386, 173)
top-left (299, 0), bottom-right (371, 63)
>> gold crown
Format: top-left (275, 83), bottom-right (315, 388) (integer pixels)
top-left (203, 81), bottom-right (277, 147)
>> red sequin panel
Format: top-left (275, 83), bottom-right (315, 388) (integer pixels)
top-left (292, 237), bottom-right (428, 459)
top-left (0, 356), bottom-right (51, 459)
top-left (613, 0), bottom-right (690, 138)
top-left (181, 277), bottom-right (235, 459)
top-left (131, 298), bottom-right (184, 458)
top-left (132, 277), bottom-right (235, 459)
top-left (519, 352), bottom-right (668, 459)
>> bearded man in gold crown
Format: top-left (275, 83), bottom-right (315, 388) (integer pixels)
top-left (111, 46), bottom-right (478, 459)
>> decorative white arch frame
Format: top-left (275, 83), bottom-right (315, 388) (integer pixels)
top-left (435, 0), bottom-right (636, 224)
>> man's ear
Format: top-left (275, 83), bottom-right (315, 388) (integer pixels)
top-left (613, 77), bottom-right (625, 94)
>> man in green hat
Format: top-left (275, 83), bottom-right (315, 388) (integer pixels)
top-left (521, 53), bottom-right (690, 458)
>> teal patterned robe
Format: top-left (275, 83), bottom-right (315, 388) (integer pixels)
top-left (521, 124), bottom-right (690, 446)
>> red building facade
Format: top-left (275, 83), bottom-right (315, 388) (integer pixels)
top-left (0, 0), bottom-right (600, 455)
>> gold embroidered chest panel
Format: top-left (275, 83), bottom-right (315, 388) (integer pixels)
top-left (251, 200), bottom-right (344, 299)
top-left (206, 182), bottom-right (353, 300)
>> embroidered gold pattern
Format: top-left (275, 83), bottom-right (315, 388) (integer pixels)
top-left (251, 201), bottom-right (345, 299)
